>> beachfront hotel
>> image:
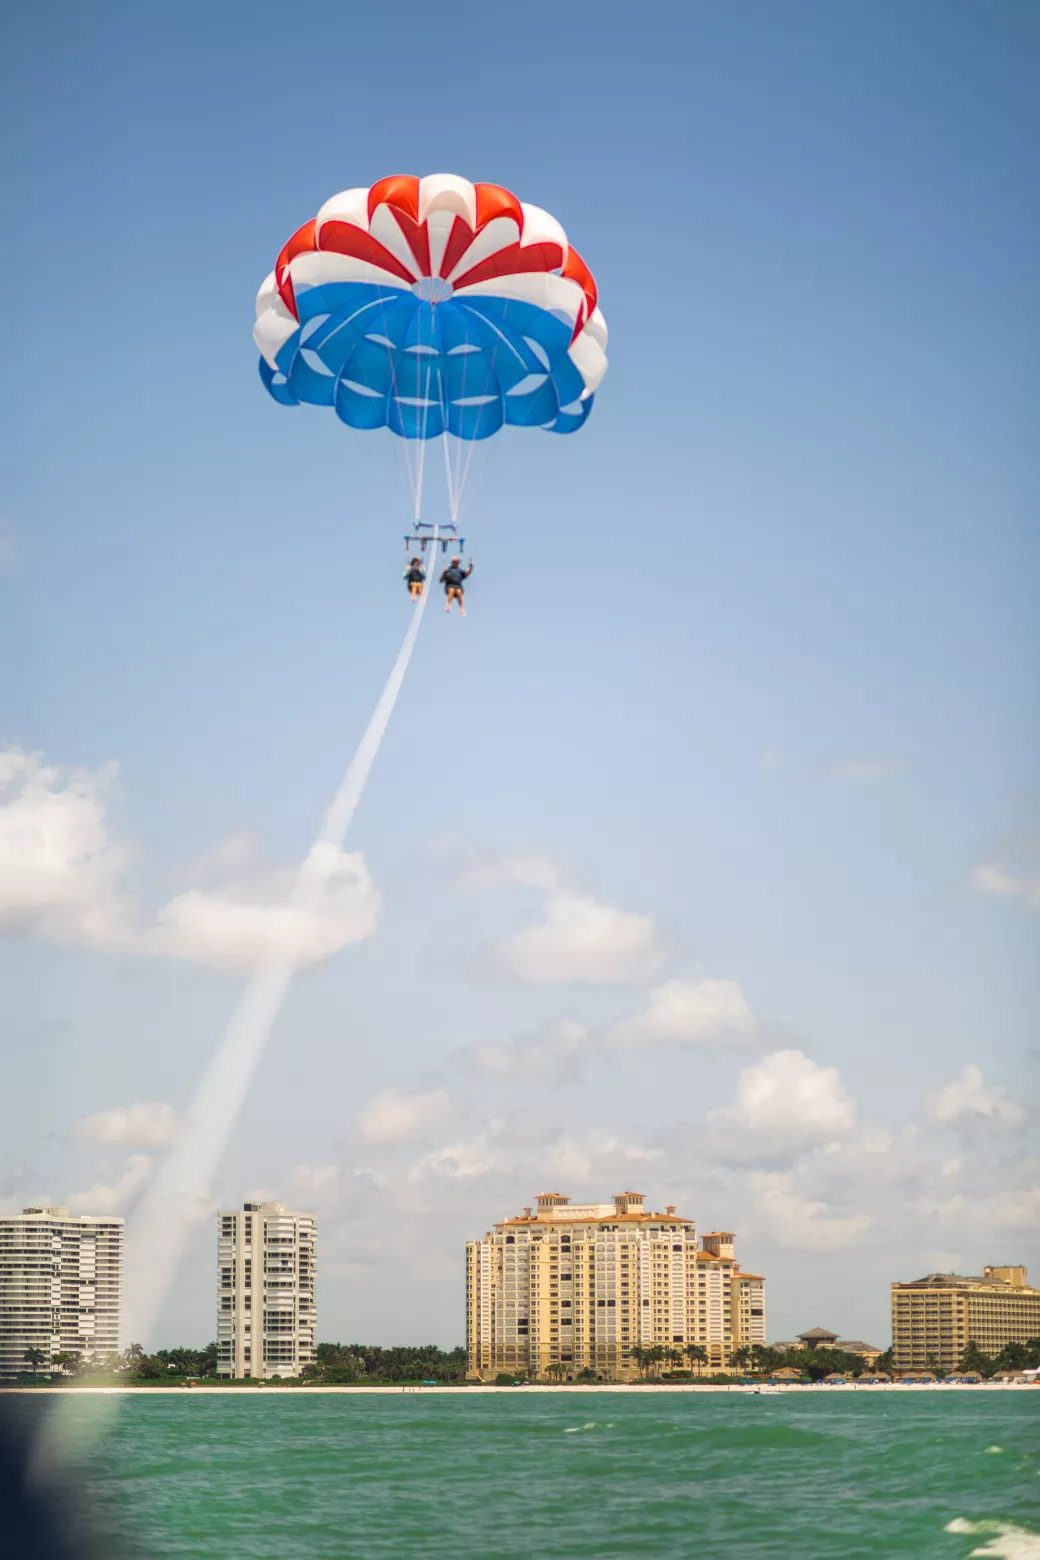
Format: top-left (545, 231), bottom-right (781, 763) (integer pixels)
top-left (466, 1191), bottom-right (766, 1381)
top-left (0, 1206), bottom-right (123, 1377)
top-left (891, 1265), bottom-right (1040, 1373)
top-left (216, 1202), bottom-right (317, 1379)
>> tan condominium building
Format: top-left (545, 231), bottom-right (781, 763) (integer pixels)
top-left (466, 1192), bottom-right (766, 1381)
top-left (217, 1202), bottom-right (317, 1379)
top-left (0, 1207), bottom-right (123, 1378)
top-left (891, 1265), bottom-right (1040, 1373)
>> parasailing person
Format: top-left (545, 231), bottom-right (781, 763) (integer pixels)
top-left (403, 556), bottom-right (427, 601)
top-left (440, 556), bottom-right (473, 615)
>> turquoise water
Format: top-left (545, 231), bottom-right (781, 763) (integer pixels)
top-left (11, 1390), bottom-right (1040, 1558)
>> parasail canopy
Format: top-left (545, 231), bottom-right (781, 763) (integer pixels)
top-left (254, 174), bottom-right (607, 441)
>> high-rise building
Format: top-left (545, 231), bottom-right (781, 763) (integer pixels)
top-left (0, 1207), bottom-right (123, 1378)
top-left (891, 1265), bottom-right (1040, 1373)
top-left (216, 1202), bottom-right (317, 1379)
top-left (465, 1192), bottom-right (766, 1381)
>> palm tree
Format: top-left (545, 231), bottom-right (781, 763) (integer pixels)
top-left (958, 1340), bottom-right (993, 1379)
top-left (685, 1344), bottom-right (708, 1377)
top-left (546, 1361), bottom-right (568, 1382)
top-left (630, 1344), bottom-right (647, 1378)
top-left (50, 1352), bottom-right (73, 1376)
top-left (645, 1345), bottom-right (666, 1380)
top-left (666, 1348), bottom-right (686, 1375)
top-left (730, 1346), bottom-right (752, 1373)
top-left (123, 1342), bottom-right (145, 1371)
top-left (23, 1347), bottom-right (46, 1376)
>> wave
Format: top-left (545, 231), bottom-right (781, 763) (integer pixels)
top-left (947, 1518), bottom-right (1040, 1558)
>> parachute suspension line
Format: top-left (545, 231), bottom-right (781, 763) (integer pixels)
top-left (118, 537), bottom-right (439, 1348)
top-left (456, 433), bottom-right (479, 513)
top-left (443, 325), bottom-right (479, 526)
top-left (441, 430), bottom-right (458, 526)
top-left (411, 359), bottom-right (435, 523)
top-left (432, 356), bottom-right (461, 530)
top-left (452, 320), bottom-right (473, 501)
top-left (372, 290), bottom-right (423, 521)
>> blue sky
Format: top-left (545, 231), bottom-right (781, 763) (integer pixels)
top-left (3, 0), bottom-right (1038, 1349)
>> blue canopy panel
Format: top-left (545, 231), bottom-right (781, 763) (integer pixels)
top-left (258, 282), bottom-right (595, 439)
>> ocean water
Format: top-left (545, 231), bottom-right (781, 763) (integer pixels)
top-left (8, 1389), bottom-right (1040, 1559)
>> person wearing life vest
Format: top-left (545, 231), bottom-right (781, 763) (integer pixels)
top-left (440, 556), bottom-right (474, 615)
top-left (403, 557), bottom-right (426, 601)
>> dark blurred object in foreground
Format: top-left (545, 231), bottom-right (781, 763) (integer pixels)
top-left (0, 1400), bottom-right (117, 1560)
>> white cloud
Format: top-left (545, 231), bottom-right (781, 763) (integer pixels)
top-left (357, 1090), bottom-right (453, 1147)
top-left (0, 751), bottom-right (134, 949)
top-left (926, 1065), bottom-right (1026, 1127)
top-left (714, 1049), bottom-right (857, 1151)
top-left (406, 1123), bottom-right (664, 1187)
top-left (461, 849), bottom-right (562, 894)
top-left (746, 1171), bottom-right (873, 1250)
top-left (467, 1019), bottom-right (590, 1082)
top-left (174, 831), bottom-right (260, 885)
top-left (71, 1101), bottom-right (182, 1149)
top-left (496, 893), bottom-right (666, 985)
top-left (829, 758), bottom-right (906, 781)
top-left (972, 863), bottom-right (1021, 898)
top-left (911, 1185), bottom-right (1040, 1232)
top-left (971, 854), bottom-right (1040, 910)
top-left (151, 842), bottom-right (380, 975)
top-left (67, 1154), bottom-right (153, 1214)
top-left (409, 1132), bottom-right (500, 1181)
top-left (0, 749), bottom-right (381, 974)
top-left (612, 977), bottom-right (756, 1048)
top-left (280, 1163), bottom-right (344, 1211)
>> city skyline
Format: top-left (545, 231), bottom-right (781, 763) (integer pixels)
top-left (3, 0), bottom-right (1036, 1351)
top-left (2, 1192), bottom-right (1037, 1379)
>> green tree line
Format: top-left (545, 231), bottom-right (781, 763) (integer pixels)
top-left (12, 1335), bottom-right (1038, 1385)
top-left (303, 1343), bottom-right (468, 1383)
top-left (13, 1341), bottom-right (467, 1384)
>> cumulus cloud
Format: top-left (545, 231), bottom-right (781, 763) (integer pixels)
top-left (461, 849), bottom-right (562, 894)
top-left (0, 751), bottom-right (134, 948)
top-left (496, 893), bottom-right (666, 985)
top-left (713, 1049), bottom-right (857, 1153)
top-left (151, 842), bottom-right (380, 975)
top-left (926, 1065), bottom-right (1026, 1127)
top-left (406, 1122), bottom-right (663, 1186)
top-left (409, 1131), bottom-right (501, 1181)
top-left (67, 1154), bottom-right (153, 1214)
top-left (71, 1101), bottom-right (183, 1149)
top-left (745, 1171), bottom-right (873, 1250)
top-left (829, 757), bottom-right (906, 782)
top-left (971, 852), bottom-right (1040, 910)
top-left (467, 1019), bottom-right (590, 1082)
top-left (357, 1090), bottom-right (453, 1146)
top-left (0, 749), bottom-right (381, 974)
top-left (174, 831), bottom-right (260, 885)
top-left (911, 1185), bottom-right (1040, 1233)
top-left (611, 977), bottom-right (757, 1048)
